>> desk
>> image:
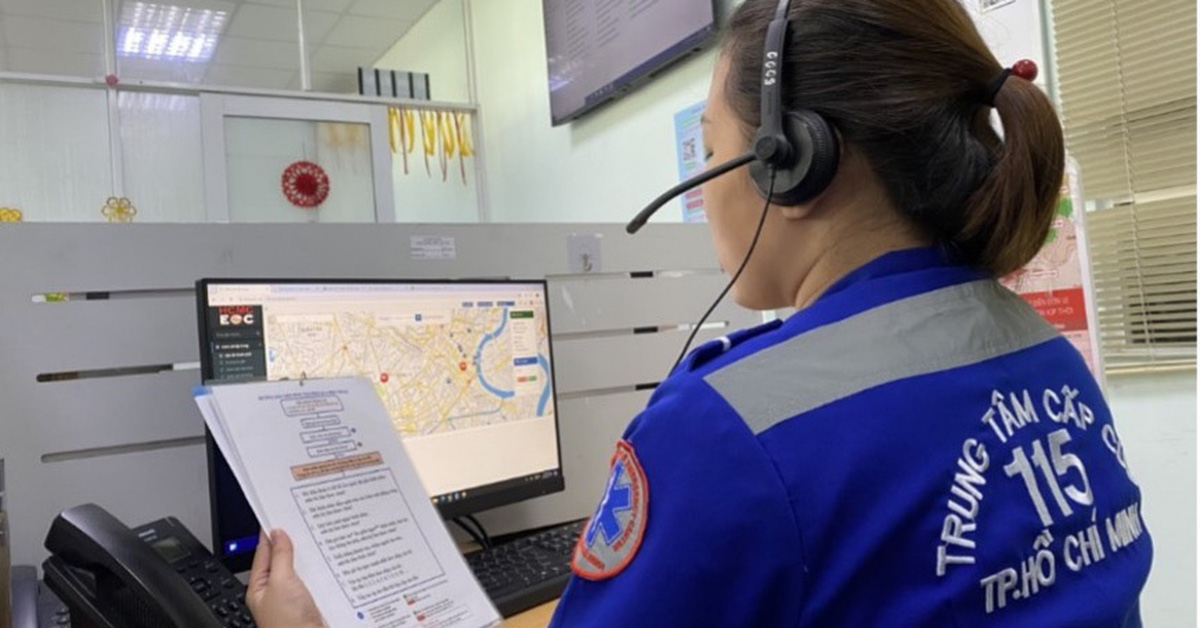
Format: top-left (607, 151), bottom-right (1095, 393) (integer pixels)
top-left (502, 600), bottom-right (558, 627)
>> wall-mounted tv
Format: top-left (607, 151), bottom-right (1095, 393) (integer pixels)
top-left (543, 0), bottom-right (717, 126)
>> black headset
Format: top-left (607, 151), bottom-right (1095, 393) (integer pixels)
top-left (626, 0), bottom-right (840, 234)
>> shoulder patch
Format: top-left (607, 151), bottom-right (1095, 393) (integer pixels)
top-left (572, 439), bottom-right (649, 580)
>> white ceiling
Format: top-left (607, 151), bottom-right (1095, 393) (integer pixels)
top-left (0, 0), bottom-right (442, 93)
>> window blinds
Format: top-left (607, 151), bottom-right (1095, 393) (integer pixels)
top-left (1051, 0), bottom-right (1197, 372)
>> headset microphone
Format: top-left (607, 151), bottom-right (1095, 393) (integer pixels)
top-left (625, 152), bottom-right (756, 234)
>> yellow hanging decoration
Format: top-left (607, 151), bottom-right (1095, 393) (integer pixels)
top-left (389, 107), bottom-right (410, 174)
top-left (452, 114), bottom-right (469, 185)
top-left (391, 109), bottom-right (473, 183)
top-left (404, 109), bottom-right (417, 154)
top-left (0, 207), bottom-right (23, 222)
top-left (101, 197), bottom-right (137, 223)
top-left (421, 110), bottom-right (438, 176)
top-left (436, 110), bottom-right (453, 178)
top-left (441, 111), bottom-right (458, 160)
top-left (387, 107), bottom-right (402, 154)
top-left (456, 112), bottom-right (474, 157)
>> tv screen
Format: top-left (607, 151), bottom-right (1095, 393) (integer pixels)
top-left (543, 0), bottom-right (717, 126)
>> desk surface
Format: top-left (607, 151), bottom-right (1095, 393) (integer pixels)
top-left (502, 600), bottom-right (558, 627)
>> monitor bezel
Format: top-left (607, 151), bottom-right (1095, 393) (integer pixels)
top-left (196, 277), bottom-right (566, 572)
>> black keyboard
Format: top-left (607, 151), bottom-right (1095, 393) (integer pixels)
top-left (466, 519), bottom-right (586, 617)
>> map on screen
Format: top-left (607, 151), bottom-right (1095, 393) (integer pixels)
top-left (264, 304), bottom-right (553, 436)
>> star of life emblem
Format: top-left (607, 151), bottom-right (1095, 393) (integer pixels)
top-left (572, 440), bottom-right (649, 580)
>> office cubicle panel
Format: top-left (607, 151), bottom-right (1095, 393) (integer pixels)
top-left (0, 223), bottom-right (760, 567)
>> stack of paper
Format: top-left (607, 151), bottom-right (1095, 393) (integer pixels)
top-left (195, 377), bottom-right (501, 628)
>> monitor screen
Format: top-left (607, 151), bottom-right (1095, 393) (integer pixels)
top-left (197, 279), bottom-right (564, 570)
top-left (543, 0), bottom-right (717, 125)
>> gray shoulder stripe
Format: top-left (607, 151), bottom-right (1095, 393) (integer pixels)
top-left (704, 280), bottom-right (1060, 435)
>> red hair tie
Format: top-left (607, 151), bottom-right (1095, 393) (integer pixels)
top-left (984, 59), bottom-right (1038, 106)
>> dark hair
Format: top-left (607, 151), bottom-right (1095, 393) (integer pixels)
top-left (722, 0), bottom-right (1065, 276)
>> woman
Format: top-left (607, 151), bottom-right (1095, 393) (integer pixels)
top-left (247, 0), bottom-right (1152, 625)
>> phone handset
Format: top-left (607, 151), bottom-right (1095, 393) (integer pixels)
top-left (43, 503), bottom-right (227, 628)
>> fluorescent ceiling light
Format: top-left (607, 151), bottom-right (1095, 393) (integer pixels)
top-left (118, 2), bottom-right (228, 62)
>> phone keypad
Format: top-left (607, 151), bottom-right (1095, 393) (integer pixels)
top-left (177, 559), bottom-right (255, 628)
top-left (131, 518), bottom-right (256, 628)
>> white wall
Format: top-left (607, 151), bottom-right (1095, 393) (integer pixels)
top-left (375, 0), bottom-right (471, 104)
top-left (469, 0), bottom-right (715, 223)
top-left (1106, 369), bottom-right (1197, 628)
top-left (963, 0), bottom-right (1051, 92)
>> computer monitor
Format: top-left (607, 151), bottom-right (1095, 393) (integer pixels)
top-left (196, 279), bottom-right (564, 571)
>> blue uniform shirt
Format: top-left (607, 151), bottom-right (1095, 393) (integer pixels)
top-left (550, 248), bottom-right (1152, 627)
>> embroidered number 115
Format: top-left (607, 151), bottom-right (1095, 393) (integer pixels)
top-left (1004, 428), bottom-right (1094, 527)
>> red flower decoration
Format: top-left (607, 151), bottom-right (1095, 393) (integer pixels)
top-left (281, 161), bottom-right (331, 209)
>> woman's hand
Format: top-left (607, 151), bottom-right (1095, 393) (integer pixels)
top-left (246, 529), bottom-right (325, 628)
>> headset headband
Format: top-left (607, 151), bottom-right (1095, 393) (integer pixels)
top-left (754, 0), bottom-right (793, 165)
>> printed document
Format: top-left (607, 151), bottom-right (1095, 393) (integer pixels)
top-left (195, 377), bottom-right (500, 628)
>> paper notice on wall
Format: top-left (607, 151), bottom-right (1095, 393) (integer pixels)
top-left (1000, 157), bottom-right (1103, 381)
top-left (674, 100), bottom-right (708, 223)
top-left (411, 236), bottom-right (457, 261)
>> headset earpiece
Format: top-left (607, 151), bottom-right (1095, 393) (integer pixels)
top-left (626, 0), bottom-right (841, 235)
top-left (749, 109), bottom-right (840, 206)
